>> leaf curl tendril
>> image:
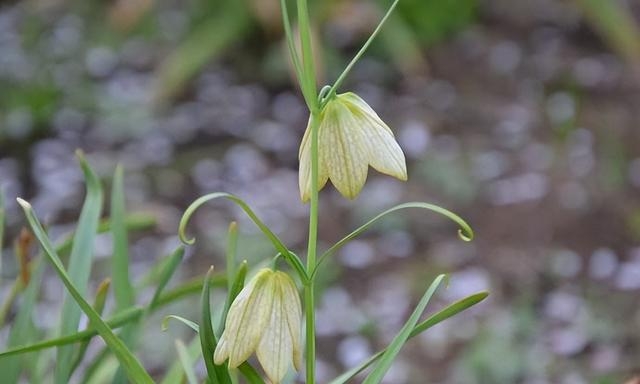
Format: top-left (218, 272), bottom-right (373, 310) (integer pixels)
top-left (178, 192), bottom-right (308, 283)
top-left (312, 202), bottom-right (473, 278)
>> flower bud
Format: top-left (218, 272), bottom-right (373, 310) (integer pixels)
top-left (214, 268), bottom-right (302, 384)
top-left (299, 92), bottom-right (407, 202)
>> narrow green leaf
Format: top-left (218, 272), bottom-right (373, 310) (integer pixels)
top-left (295, 0), bottom-right (319, 112)
top-left (0, 274), bottom-right (228, 359)
top-left (0, 189), bottom-right (4, 272)
top-left (576, 0), bottom-right (640, 65)
top-left (226, 222), bottom-right (238, 293)
top-left (179, 192), bottom-right (307, 283)
top-left (314, 202), bottom-right (473, 277)
top-left (111, 165), bottom-right (135, 311)
top-left (325, 0), bottom-right (401, 101)
top-left (17, 198), bottom-right (155, 384)
top-left (201, 266), bottom-right (219, 384)
top-left (410, 291), bottom-right (488, 336)
top-left (161, 337), bottom-right (202, 384)
top-left (71, 278), bottom-right (111, 372)
top-left (175, 339), bottom-right (199, 384)
top-left (150, 246), bottom-right (185, 309)
top-left (0, 307), bottom-right (144, 358)
top-left (198, 267), bottom-right (222, 384)
top-left (237, 363), bottom-right (265, 384)
top-left (0, 258), bottom-right (46, 383)
top-left (162, 315), bottom-right (200, 333)
top-left (56, 151), bottom-right (104, 383)
top-left (219, 261), bottom-right (247, 334)
top-left (362, 274), bottom-right (447, 384)
top-left (329, 291), bottom-right (488, 384)
top-left (201, 266), bottom-right (231, 384)
top-left (110, 166), bottom-right (140, 384)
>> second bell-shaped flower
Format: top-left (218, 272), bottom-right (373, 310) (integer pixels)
top-left (214, 268), bottom-right (302, 384)
top-left (299, 92), bottom-right (408, 202)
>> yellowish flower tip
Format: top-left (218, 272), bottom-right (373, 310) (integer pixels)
top-left (214, 268), bottom-right (302, 384)
top-left (299, 92), bottom-right (408, 202)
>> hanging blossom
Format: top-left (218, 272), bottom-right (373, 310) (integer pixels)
top-left (299, 92), bottom-right (408, 202)
top-left (214, 268), bottom-right (302, 384)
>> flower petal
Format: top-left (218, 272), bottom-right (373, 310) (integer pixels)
top-left (341, 93), bottom-right (407, 181)
top-left (216, 269), bottom-right (274, 368)
top-left (257, 281), bottom-right (292, 384)
top-left (299, 116), bottom-right (329, 202)
top-left (321, 102), bottom-right (369, 199)
top-left (276, 272), bottom-right (302, 371)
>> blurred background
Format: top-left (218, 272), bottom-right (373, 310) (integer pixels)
top-left (2, 0), bottom-right (640, 383)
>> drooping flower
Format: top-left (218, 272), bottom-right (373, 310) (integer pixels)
top-left (214, 268), bottom-right (302, 384)
top-left (299, 92), bottom-right (408, 202)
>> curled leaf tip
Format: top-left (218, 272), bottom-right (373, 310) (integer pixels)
top-left (457, 228), bottom-right (474, 242)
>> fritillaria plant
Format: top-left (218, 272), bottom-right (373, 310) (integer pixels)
top-left (176, 1), bottom-right (487, 383)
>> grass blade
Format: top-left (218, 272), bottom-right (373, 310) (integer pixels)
top-left (55, 151), bottom-right (104, 383)
top-left (219, 261), bottom-right (247, 334)
top-left (0, 189), bottom-right (4, 273)
top-left (330, 291), bottom-right (488, 384)
top-left (17, 198), bottom-right (155, 384)
top-left (362, 274), bottom-right (447, 384)
top-left (111, 165), bottom-right (135, 311)
top-left (201, 266), bottom-right (230, 384)
top-left (176, 339), bottom-right (199, 384)
top-left (71, 278), bottom-right (111, 372)
top-left (150, 246), bottom-right (185, 309)
top-left (110, 165), bottom-right (139, 384)
top-left (0, 258), bottom-right (46, 383)
top-left (0, 273), bottom-right (229, 359)
top-left (161, 337), bottom-right (202, 384)
top-left (163, 315), bottom-right (200, 333)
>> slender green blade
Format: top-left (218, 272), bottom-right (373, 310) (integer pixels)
top-left (111, 165), bottom-right (135, 311)
top-left (176, 339), bottom-right (199, 384)
top-left (150, 246), bottom-right (184, 309)
top-left (71, 278), bottom-right (111, 372)
top-left (0, 258), bottom-right (46, 383)
top-left (55, 151), bottom-right (104, 383)
top-left (201, 267), bottom-right (230, 384)
top-left (225, 222), bottom-right (238, 293)
top-left (162, 315), bottom-right (199, 333)
top-left (362, 274), bottom-right (447, 384)
top-left (110, 165), bottom-right (139, 384)
top-left (17, 198), bottom-right (155, 384)
top-left (0, 189), bottom-right (4, 273)
top-left (0, 307), bottom-right (144, 358)
top-left (315, 202), bottom-right (473, 277)
top-left (161, 337), bottom-right (202, 384)
top-left (219, 261), bottom-right (247, 334)
top-left (330, 291), bottom-right (488, 384)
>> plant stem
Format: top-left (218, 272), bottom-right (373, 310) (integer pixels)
top-left (304, 112), bottom-right (320, 384)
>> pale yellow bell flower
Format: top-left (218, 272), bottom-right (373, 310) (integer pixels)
top-left (299, 92), bottom-right (408, 202)
top-left (214, 268), bottom-right (302, 384)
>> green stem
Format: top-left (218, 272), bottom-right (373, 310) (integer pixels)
top-left (304, 113), bottom-right (320, 384)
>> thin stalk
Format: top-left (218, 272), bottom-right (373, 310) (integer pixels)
top-left (324, 0), bottom-right (401, 104)
top-left (304, 113), bottom-right (320, 384)
top-left (280, 0), bottom-right (310, 106)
